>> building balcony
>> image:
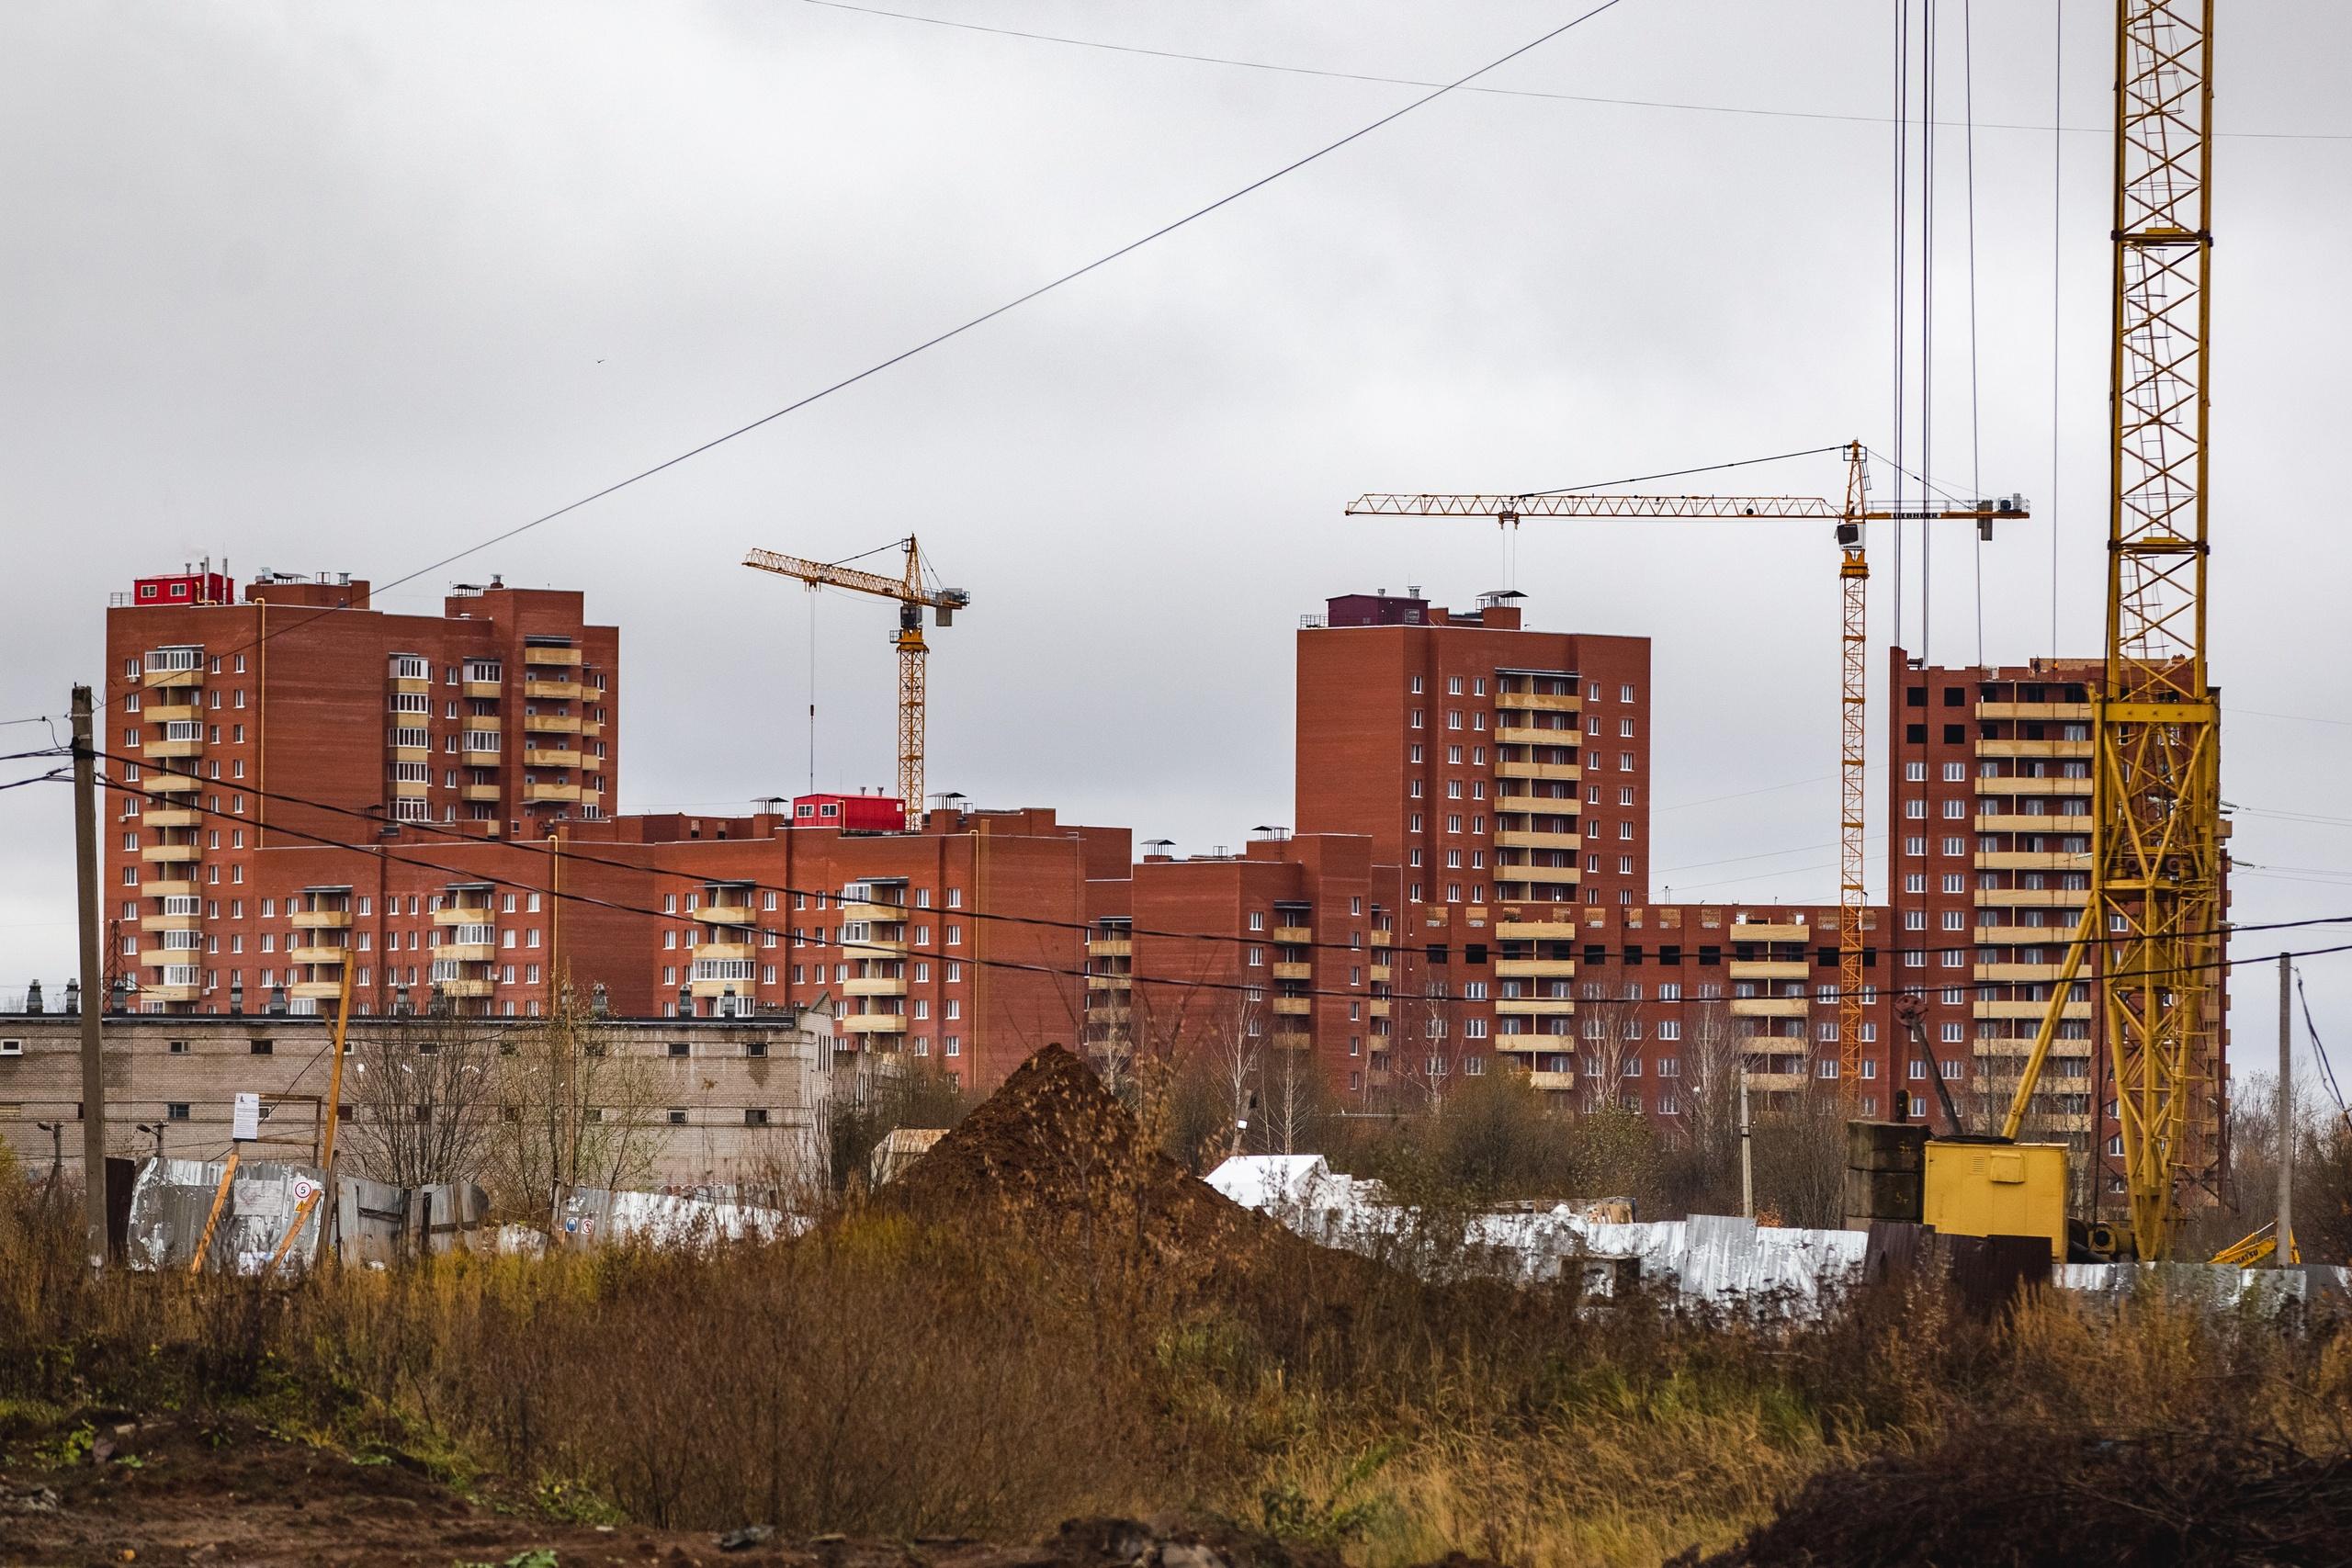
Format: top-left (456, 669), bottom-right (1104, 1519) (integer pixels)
top-left (462, 680), bottom-right (503, 699)
top-left (842, 936), bottom-right (906, 960)
top-left (1746, 1071), bottom-right (1811, 1093)
top-left (1997, 1036), bottom-right (2092, 1060)
top-left (523, 712), bottom-right (582, 735)
top-left (840, 975), bottom-right (905, 998)
top-left (1366, 999), bottom-right (1390, 1019)
top-left (1271, 924), bottom-right (1313, 943)
top-left (1088, 938), bottom-right (1132, 958)
top-left (141, 842), bottom-right (200, 863)
top-left (839, 1012), bottom-right (906, 1035)
top-left (1497, 761), bottom-right (1581, 783)
top-left (1975, 851), bottom-right (2091, 872)
top-left (1528, 1069), bottom-right (1578, 1092)
top-left (141, 983), bottom-right (199, 1004)
top-left (1976, 739), bottom-right (2093, 759)
top-left (1729, 920), bottom-right (1810, 942)
top-left (288, 979), bottom-right (347, 1001)
top-left (1978, 701), bottom-right (2093, 721)
top-left (1974, 963), bottom-right (2068, 983)
top-left (144, 879), bottom-right (197, 898)
top-left (461, 784), bottom-right (501, 802)
top-left (523, 783), bottom-right (581, 804)
top-left (1370, 930), bottom-right (1394, 947)
top-left (435, 978), bottom-right (496, 998)
top-left (429, 939), bottom-right (491, 962)
top-left (1497, 919), bottom-right (1579, 941)
top-left (1495, 726), bottom-right (1578, 747)
top-left (1730, 996), bottom-right (1810, 1018)
top-left (581, 719), bottom-right (604, 739)
top-left (140, 946), bottom-right (202, 969)
top-left (1728, 960), bottom-right (1809, 980)
top-left (1087, 1004), bottom-right (1132, 1026)
top-left (140, 807), bottom-right (200, 828)
top-left (1975, 814), bottom-right (2090, 833)
top-left (1368, 963), bottom-right (1392, 984)
top-left (524, 747), bottom-right (581, 767)
top-left (1495, 829), bottom-right (1578, 851)
top-left (842, 900), bottom-right (906, 925)
top-left (146, 704), bottom-right (199, 726)
top-left (1086, 972), bottom-right (1130, 990)
top-left (688, 976), bottom-right (758, 1000)
top-left (525, 645), bottom-right (582, 667)
top-left (1271, 997), bottom-right (1311, 1017)
top-left (524, 679), bottom-right (583, 700)
top-left (1496, 997), bottom-right (1577, 1016)
top-left (1975, 998), bottom-right (2094, 1021)
top-left (391, 779), bottom-right (429, 799)
top-left (391, 675), bottom-right (433, 697)
top-left (1975, 925), bottom-right (2075, 947)
top-left (1272, 961), bottom-right (1312, 980)
top-left (433, 903), bottom-right (496, 926)
top-left (697, 941), bottom-right (755, 962)
top-left (694, 902), bottom-right (755, 927)
top-left (1496, 691), bottom-right (1580, 714)
top-left (1496, 958), bottom-right (1576, 979)
top-left (140, 912), bottom-right (201, 933)
top-left (147, 738), bottom-right (202, 760)
top-left (1975, 774), bottom-right (2093, 795)
top-left (288, 944), bottom-right (348, 965)
top-left (142, 666), bottom-right (200, 689)
top-left (1977, 887), bottom-right (2082, 908)
top-left (143, 772), bottom-right (201, 794)
top-left (389, 745), bottom-right (429, 765)
top-left (582, 753), bottom-right (604, 772)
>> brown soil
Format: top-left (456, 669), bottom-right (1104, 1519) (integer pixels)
top-left (877, 1045), bottom-right (1317, 1277)
top-left (1686, 1425), bottom-right (2352, 1568)
top-left (0, 1412), bottom-right (1414, 1568)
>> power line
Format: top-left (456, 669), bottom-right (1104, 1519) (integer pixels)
top-left (1520, 444), bottom-right (1847, 499)
top-left (174, 0), bottom-right (1634, 673)
top-left (799, 0), bottom-right (2352, 142)
top-left (89, 755), bottom-right (2352, 1010)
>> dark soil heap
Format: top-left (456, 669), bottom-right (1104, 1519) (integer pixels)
top-left (878, 1045), bottom-right (1317, 1277)
top-left (1691, 1426), bottom-right (2352, 1568)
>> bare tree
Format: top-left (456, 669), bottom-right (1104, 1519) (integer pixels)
top-left (345, 1006), bottom-right (499, 1188)
top-left (1255, 1040), bottom-right (1326, 1156)
top-left (489, 981), bottom-right (665, 1224)
top-left (1671, 987), bottom-right (1745, 1202)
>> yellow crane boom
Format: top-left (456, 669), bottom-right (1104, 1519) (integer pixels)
top-left (744, 536), bottom-right (969, 822)
top-left (1349, 445), bottom-right (2025, 1095)
top-left (2004, 1), bottom-right (2222, 1260)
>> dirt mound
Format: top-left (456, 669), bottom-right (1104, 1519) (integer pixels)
top-left (1688, 1426), bottom-right (2352, 1568)
top-left (880, 1045), bottom-right (1308, 1271)
top-left (0, 1409), bottom-right (1457, 1568)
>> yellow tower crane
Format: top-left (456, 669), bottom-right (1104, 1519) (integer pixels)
top-left (1347, 445), bottom-right (2025, 1092)
top-left (1999, 0), bottom-right (2222, 1261)
top-left (743, 536), bottom-right (969, 824)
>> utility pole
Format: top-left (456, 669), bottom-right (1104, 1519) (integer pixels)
top-left (1738, 1063), bottom-right (1754, 1220)
top-left (71, 685), bottom-right (107, 1269)
top-left (2278, 953), bottom-right (2294, 1267)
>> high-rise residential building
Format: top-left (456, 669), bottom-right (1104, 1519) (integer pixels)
top-left (105, 569), bottom-right (617, 1016)
top-left (1886, 649), bottom-right (2230, 1201)
top-left (1293, 589), bottom-right (1653, 1089)
top-left (1081, 830), bottom-right (1385, 1097)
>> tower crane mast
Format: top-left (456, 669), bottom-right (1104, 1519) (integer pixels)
top-left (743, 536), bottom-right (969, 824)
top-left (1349, 446), bottom-right (2025, 1093)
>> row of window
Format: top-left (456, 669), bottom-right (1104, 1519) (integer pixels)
top-left (1410, 676), bottom-right (1636, 704)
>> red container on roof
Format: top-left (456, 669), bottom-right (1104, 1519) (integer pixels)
top-left (129, 571), bottom-right (233, 608)
top-left (791, 793), bottom-right (906, 832)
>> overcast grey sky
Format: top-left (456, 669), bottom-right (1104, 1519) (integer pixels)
top-left (4, 2), bottom-right (2347, 1074)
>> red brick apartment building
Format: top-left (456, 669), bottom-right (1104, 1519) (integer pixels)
top-left (1885, 649), bottom-right (2231, 1199)
top-left (105, 569), bottom-right (617, 1019)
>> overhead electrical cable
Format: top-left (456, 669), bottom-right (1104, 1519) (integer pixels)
top-left (185, 0), bottom-right (1633, 671)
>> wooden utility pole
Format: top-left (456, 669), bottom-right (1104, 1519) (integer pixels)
top-left (2278, 953), bottom-right (2295, 1268)
top-left (71, 685), bottom-right (107, 1269)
